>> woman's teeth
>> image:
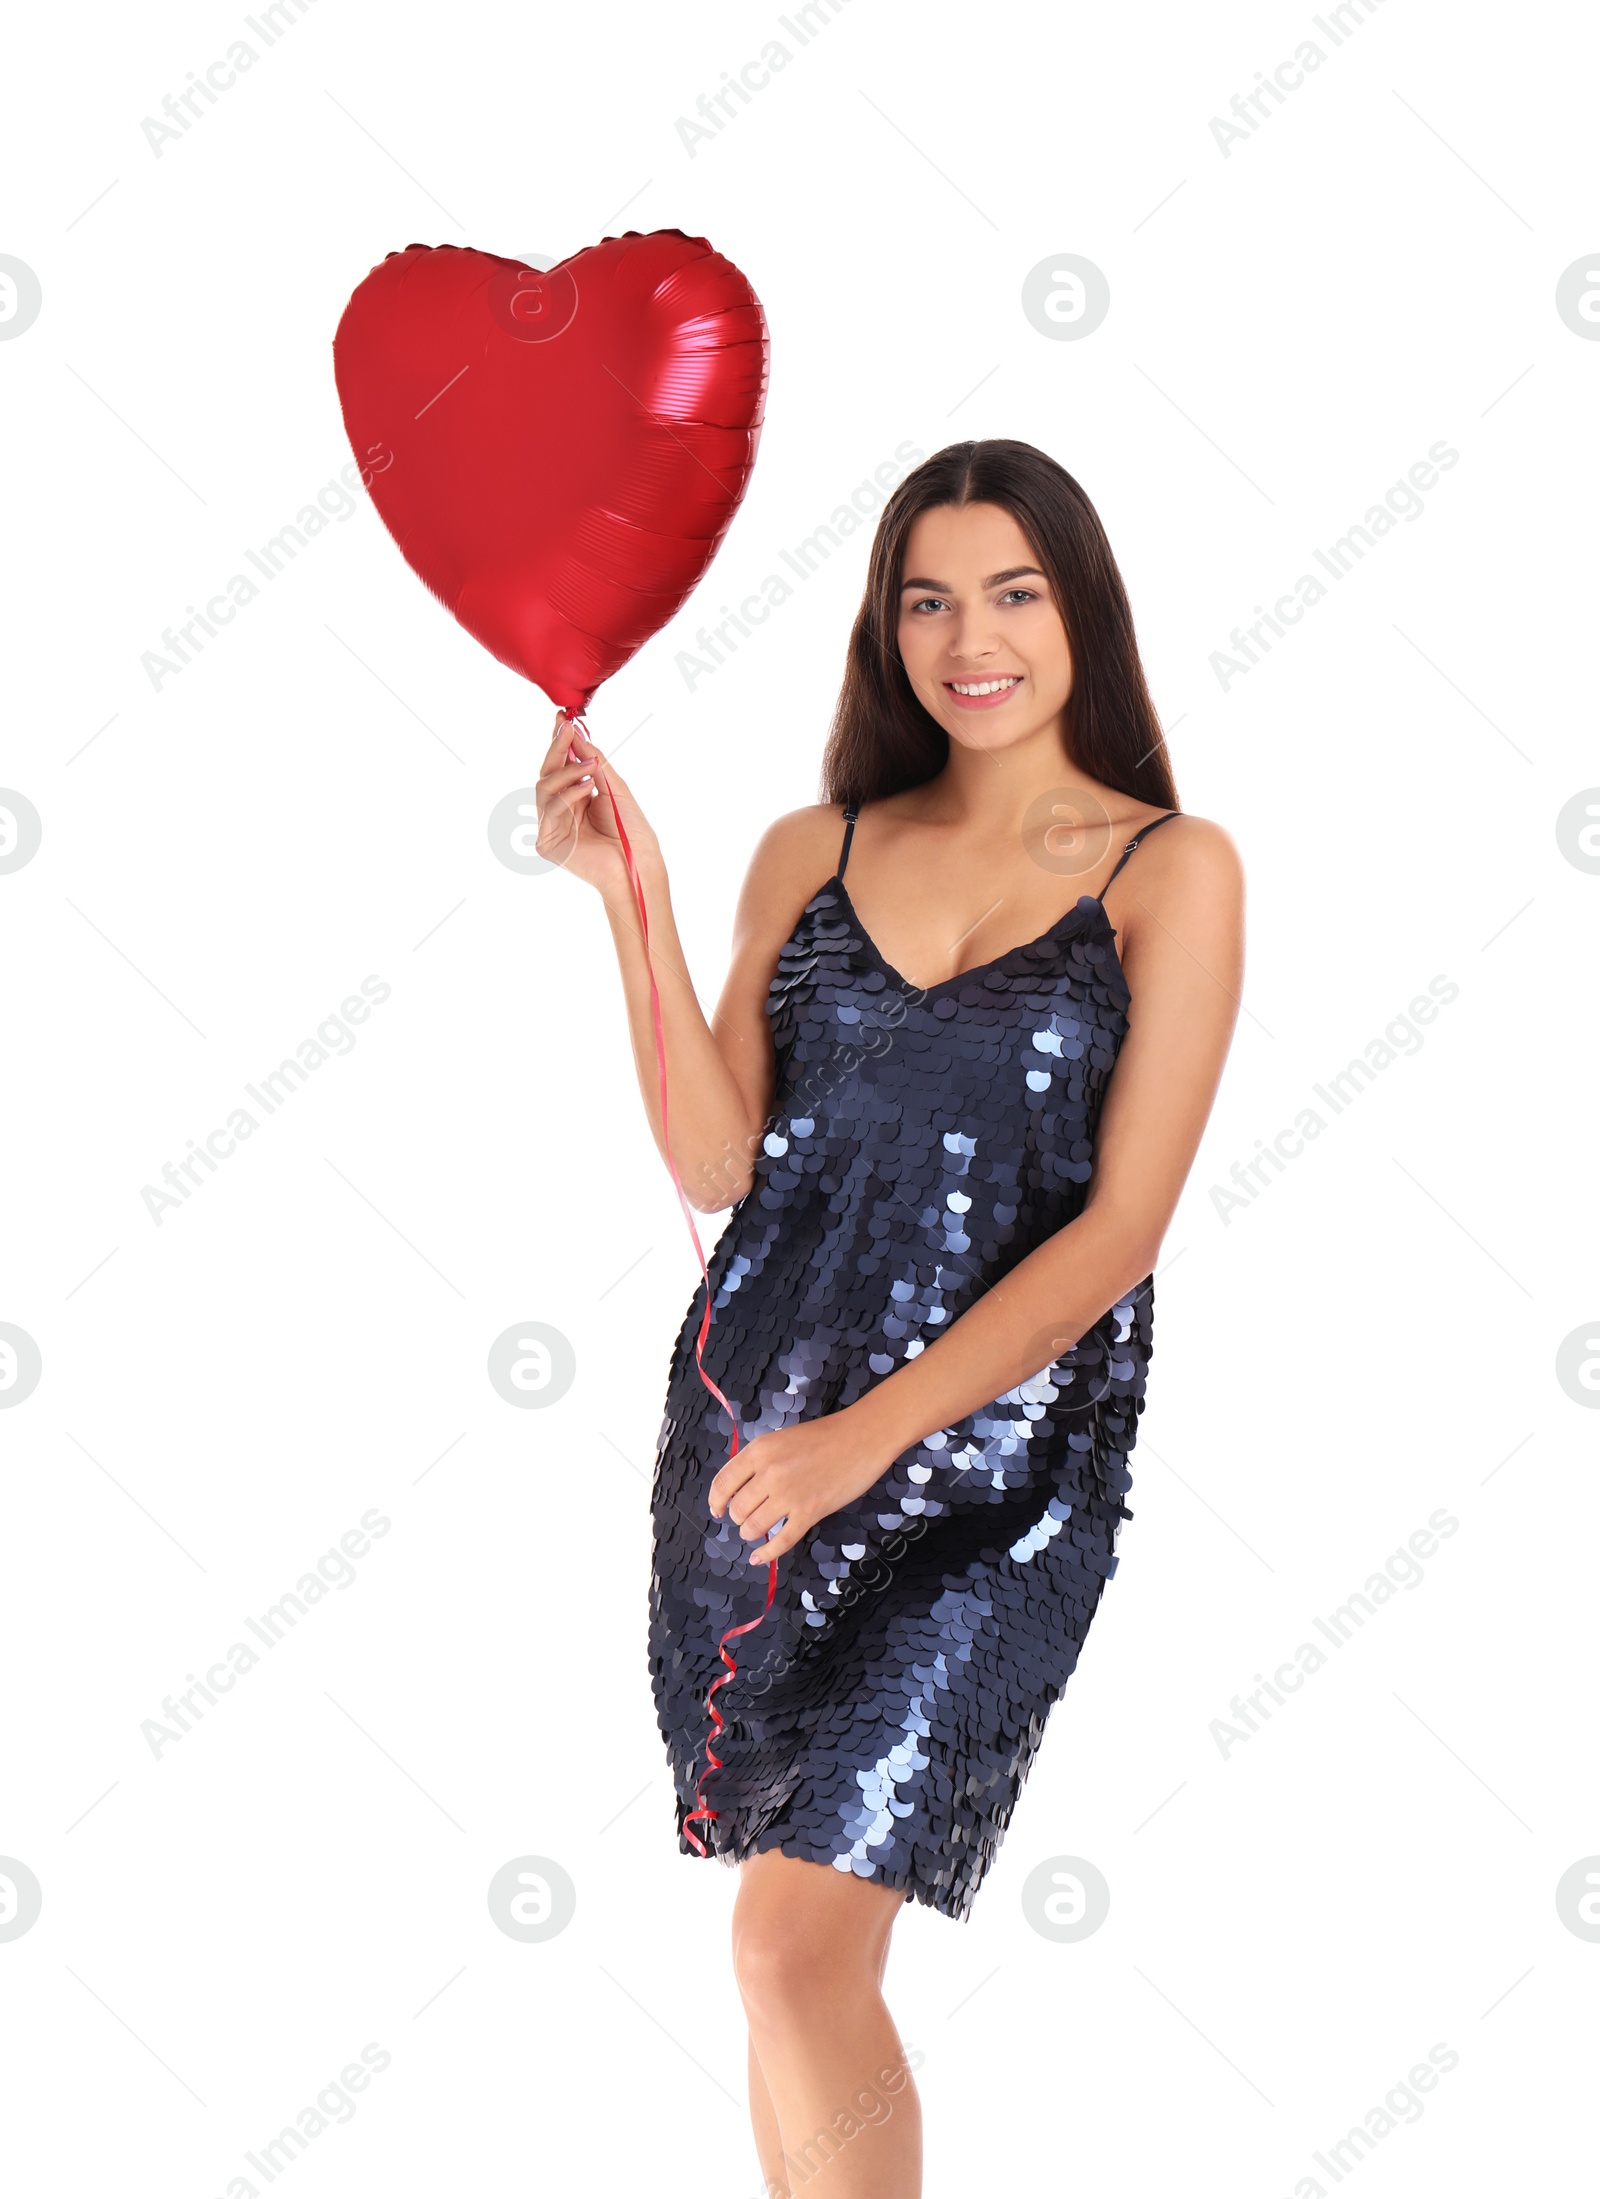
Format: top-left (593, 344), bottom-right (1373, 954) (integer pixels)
top-left (948, 677), bottom-right (1021, 696)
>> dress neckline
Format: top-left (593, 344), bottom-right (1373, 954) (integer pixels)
top-left (823, 873), bottom-right (1127, 1003)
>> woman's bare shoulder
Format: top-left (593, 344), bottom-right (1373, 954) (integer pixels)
top-left (728, 803), bottom-right (852, 947)
top-left (743, 802), bottom-right (852, 900)
top-left (1139, 809), bottom-right (1245, 899)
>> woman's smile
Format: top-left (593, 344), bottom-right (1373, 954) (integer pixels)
top-left (943, 673), bottom-right (1025, 709)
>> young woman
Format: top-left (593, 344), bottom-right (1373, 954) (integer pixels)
top-left (535, 439), bottom-right (1244, 2199)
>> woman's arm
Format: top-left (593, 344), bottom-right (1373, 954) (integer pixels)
top-left (709, 814), bottom-right (1246, 1561)
top-left (536, 711), bottom-right (836, 1213)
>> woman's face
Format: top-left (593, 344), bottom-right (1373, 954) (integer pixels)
top-left (895, 501), bottom-right (1073, 749)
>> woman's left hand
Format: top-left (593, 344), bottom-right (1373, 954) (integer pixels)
top-left (708, 1411), bottom-right (898, 1565)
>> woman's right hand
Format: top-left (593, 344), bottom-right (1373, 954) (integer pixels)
top-left (534, 709), bottom-right (661, 902)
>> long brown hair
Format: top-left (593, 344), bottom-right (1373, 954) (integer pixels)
top-left (819, 439), bottom-right (1178, 813)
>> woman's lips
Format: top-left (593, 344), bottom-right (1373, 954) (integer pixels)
top-left (943, 675), bottom-right (1023, 711)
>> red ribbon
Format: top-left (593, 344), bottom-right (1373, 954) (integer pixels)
top-left (566, 713), bottom-right (777, 1856)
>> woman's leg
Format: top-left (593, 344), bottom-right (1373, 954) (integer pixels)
top-left (733, 1849), bottom-right (921, 2198)
top-left (744, 1923), bottom-right (899, 2199)
top-left (747, 2034), bottom-right (789, 2197)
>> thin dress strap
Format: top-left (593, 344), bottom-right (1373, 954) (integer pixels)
top-left (837, 804), bottom-right (858, 879)
top-left (1098, 810), bottom-right (1180, 900)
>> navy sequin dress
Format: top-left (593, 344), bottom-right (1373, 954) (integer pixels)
top-left (648, 806), bottom-right (1180, 1922)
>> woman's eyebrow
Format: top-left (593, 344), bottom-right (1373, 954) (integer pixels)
top-left (898, 566), bottom-right (1047, 591)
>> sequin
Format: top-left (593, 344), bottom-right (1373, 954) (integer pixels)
top-left (648, 814), bottom-right (1177, 1923)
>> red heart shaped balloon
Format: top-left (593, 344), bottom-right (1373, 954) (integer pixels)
top-left (332, 232), bottom-right (769, 712)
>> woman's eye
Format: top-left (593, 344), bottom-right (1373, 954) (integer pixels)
top-left (905, 590), bottom-right (1036, 613)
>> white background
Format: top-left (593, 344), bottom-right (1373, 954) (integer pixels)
top-left (2, 1), bottom-right (1596, 2193)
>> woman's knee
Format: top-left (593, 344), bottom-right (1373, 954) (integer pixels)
top-left (731, 1861), bottom-right (890, 2023)
top-left (732, 1916), bottom-right (830, 2025)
